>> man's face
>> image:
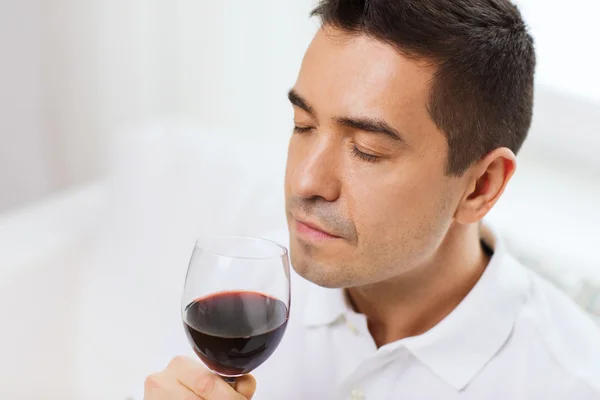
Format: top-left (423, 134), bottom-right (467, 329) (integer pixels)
top-left (285, 27), bottom-right (466, 288)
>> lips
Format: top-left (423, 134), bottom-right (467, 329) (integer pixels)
top-left (294, 217), bottom-right (340, 239)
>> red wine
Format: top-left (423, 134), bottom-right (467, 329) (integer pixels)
top-left (183, 291), bottom-right (288, 376)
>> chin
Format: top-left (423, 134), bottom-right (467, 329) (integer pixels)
top-left (288, 234), bottom-right (365, 287)
top-left (292, 264), bottom-right (347, 288)
top-left (290, 251), bottom-right (359, 289)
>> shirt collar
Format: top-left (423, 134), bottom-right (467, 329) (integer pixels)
top-left (302, 222), bottom-right (530, 390)
top-left (303, 282), bottom-right (349, 327)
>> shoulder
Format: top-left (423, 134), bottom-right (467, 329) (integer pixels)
top-left (518, 262), bottom-right (600, 394)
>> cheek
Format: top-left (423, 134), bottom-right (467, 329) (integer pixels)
top-left (348, 168), bottom-right (452, 250)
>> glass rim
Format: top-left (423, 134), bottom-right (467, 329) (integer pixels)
top-left (194, 234), bottom-right (288, 260)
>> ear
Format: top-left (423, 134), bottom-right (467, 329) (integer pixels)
top-left (454, 147), bottom-right (516, 224)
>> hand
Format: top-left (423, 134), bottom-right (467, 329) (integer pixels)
top-left (144, 356), bottom-right (257, 399)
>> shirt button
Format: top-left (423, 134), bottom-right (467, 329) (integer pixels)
top-left (350, 388), bottom-right (365, 400)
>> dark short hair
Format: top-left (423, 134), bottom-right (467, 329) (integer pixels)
top-left (311, 0), bottom-right (536, 175)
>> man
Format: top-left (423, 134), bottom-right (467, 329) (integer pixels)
top-left (143, 0), bottom-right (600, 399)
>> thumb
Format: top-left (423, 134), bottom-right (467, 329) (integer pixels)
top-left (234, 374), bottom-right (257, 399)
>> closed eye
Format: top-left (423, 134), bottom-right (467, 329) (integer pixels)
top-left (293, 126), bottom-right (313, 134)
top-left (351, 146), bottom-right (379, 163)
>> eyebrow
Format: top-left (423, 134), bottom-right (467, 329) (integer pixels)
top-left (288, 89), bottom-right (405, 143)
top-left (335, 116), bottom-right (404, 142)
top-left (288, 89), bottom-right (315, 116)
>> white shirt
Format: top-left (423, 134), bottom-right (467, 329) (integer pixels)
top-left (132, 224), bottom-right (600, 399)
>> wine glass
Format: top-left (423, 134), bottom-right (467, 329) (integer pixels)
top-left (181, 235), bottom-right (291, 384)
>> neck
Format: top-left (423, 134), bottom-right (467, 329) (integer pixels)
top-left (346, 223), bottom-right (490, 348)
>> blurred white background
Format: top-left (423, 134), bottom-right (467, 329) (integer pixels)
top-left (0, 0), bottom-right (315, 210)
top-left (0, 1), bottom-right (599, 399)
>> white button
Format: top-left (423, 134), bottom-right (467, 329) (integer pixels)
top-left (350, 388), bottom-right (365, 400)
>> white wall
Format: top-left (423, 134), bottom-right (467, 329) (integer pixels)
top-left (0, 0), bottom-right (317, 212)
top-left (0, 0), bottom-right (54, 211)
top-left (517, 0), bottom-right (600, 103)
top-left (516, 0), bottom-right (600, 172)
top-left (40, 0), bottom-right (165, 189)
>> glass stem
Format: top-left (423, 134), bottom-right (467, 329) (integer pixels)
top-left (223, 376), bottom-right (237, 388)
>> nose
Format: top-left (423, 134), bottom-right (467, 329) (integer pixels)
top-left (289, 133), bottom-right (341, 202)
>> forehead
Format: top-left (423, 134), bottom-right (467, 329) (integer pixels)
top-left (295, 27), bottom-right (435, 127)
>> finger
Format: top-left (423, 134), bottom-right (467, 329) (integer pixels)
top-left (170, 384), bottom-right (201, 400)
top-left (167, 356), bottom-right (245, 399)
top-left (144, 373), bottom-right (168, 400)
top-left (233, 374), bottom-right (257, 399)
top-left (144, 372), bottom-right (195, 400)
